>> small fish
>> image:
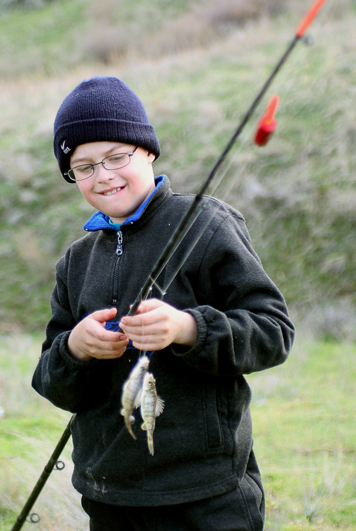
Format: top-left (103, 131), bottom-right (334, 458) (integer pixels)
top-left (121, 355), bottom-right (150, 439)
top-left (140, 372), bottom-right (165, 456)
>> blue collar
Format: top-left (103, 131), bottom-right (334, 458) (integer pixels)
top-left (83, 175), bottom-right (165, 231)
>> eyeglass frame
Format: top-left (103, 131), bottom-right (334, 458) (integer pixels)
top-left (64, 146), bottom-right (139, 182)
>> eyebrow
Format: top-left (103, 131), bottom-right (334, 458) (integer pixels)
top-left (71, 144), bottom-right (130, 165)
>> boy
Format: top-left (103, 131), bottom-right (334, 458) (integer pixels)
top-left (32, 76), bottom-right (294, 530)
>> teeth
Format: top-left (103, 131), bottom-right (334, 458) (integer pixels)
top-left (103, 187), bottom-right (121, 196)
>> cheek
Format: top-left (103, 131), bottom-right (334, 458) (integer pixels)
top-left (76, 181), bottom-right (90, 193)
top-left (76, 182), bottom-right (93, 202)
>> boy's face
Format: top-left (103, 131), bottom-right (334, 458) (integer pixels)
top-left (70, 141), bottom-right (156, 224)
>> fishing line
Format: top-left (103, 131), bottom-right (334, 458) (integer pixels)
top-left (129, 0), bottom-right (329, 362)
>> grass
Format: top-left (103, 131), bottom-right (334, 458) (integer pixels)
top-left (0, 335), bottom-right (85, 530)
top-left (0, 0), bottom-right (87, 77)
top-left (249, 340), bottom-right (356, 529)
top-left (0, 334), bottom-right (355, 530)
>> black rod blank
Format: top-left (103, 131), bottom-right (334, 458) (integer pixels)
top-left (11, 418), bottom-right (73, 531)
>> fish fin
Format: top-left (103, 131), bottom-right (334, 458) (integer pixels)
top-left (141, 422), bottom-right (147, 431)
top-left (155, 396), bottom-right (165, 417)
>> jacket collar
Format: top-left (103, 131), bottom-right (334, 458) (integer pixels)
top-left (83, 175), bottom-right (166, 231)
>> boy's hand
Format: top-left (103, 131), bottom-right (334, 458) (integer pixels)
top-left (119, 299), bottom-right (197, 352)
top-left (67, 308), bottom-right (129, 361)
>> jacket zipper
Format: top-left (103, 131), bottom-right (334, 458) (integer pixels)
top-left (112, 231), bottom-right (123, 305)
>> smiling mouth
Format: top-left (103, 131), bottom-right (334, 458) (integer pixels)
top-left (102, 186), bottom-right (124, 196)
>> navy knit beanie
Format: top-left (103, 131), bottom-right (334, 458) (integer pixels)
top-left (53, 77), bottom-right (161, 183)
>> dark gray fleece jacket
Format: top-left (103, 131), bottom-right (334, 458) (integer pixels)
top-left (32, 175), bottom-right (294, 507)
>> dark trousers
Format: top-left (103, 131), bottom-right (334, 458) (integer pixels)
top-left (82, 460), bottom-right (265, 531)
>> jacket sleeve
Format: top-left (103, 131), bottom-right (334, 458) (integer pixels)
top-left (32, 257), bottom-right (101, 413)
top-left (171, 210), bottom-right (295, 377)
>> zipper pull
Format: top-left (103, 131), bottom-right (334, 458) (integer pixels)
top-left (116, 231), bottom-right (123, 256)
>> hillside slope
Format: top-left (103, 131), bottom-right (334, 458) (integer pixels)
top-left (0, 0), bottom-right (355, 337)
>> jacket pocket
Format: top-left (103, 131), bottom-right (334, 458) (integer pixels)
top-left (202, 383), bottom-right (223, 450)
top-left (239, 473), bottom-right (265, 531)
top-left (245, 472), bottom-right (264, 512)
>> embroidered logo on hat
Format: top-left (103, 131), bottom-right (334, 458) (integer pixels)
top-left (60, 141), bottom-right (71, 155)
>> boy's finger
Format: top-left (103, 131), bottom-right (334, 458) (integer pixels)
top-left (90, 307), bottom-right (118, 323)
top-left (136, 298), bottom-right (166, 314)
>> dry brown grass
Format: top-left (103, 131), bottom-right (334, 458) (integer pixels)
top-left (77, 0), bottom-right (353, 70)
top-left (80, 0), bottom-right (288, 64)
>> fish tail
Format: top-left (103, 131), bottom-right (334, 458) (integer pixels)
top-left (147, 434), bottom-right (154, 456)
top-left (124, 416), bottom-right (137, 440)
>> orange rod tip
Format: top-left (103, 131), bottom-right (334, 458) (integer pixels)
top-left (264, 94), bottom-right (280, 122)
top-left (296, 0), bottom-right (327, 37)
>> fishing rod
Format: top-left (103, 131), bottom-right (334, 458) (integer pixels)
top-left (11, 0), bottom-right (327, 528)
top-left (10, 417), bottom-right (73, 531)
top-left (127, 0), bottom-right (328, 316)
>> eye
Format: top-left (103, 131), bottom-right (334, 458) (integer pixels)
top-left (107, 154), bottom-right (126, 163)
top-left (75, 164), bottom-right (93, 175)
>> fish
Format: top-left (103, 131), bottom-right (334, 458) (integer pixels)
top-left (120, 355), bottom-right (150, 440)
top-left (140, 372), bottom-right (165, 456)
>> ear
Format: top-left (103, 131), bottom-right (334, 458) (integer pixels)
top-left (147, 151), bottom-right (156, 163)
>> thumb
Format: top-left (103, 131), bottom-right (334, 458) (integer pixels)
top-left (90, 307), bottom-right (118, 324)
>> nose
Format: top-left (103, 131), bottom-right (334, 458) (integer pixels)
top-left (95, 162), bottom-right (115, 183)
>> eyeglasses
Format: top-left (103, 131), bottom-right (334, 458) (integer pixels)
top-left (64, 146), bottom-right (138, 182)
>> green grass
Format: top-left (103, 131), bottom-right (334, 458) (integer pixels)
top-left (0, 335), bottom-right (355, 530)
top-left (0, 0), bottom-right (87, 77)
top-left (0, 335), bottom-right (81, 530)
top-left (247, 341), bottom-right (356, 530)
